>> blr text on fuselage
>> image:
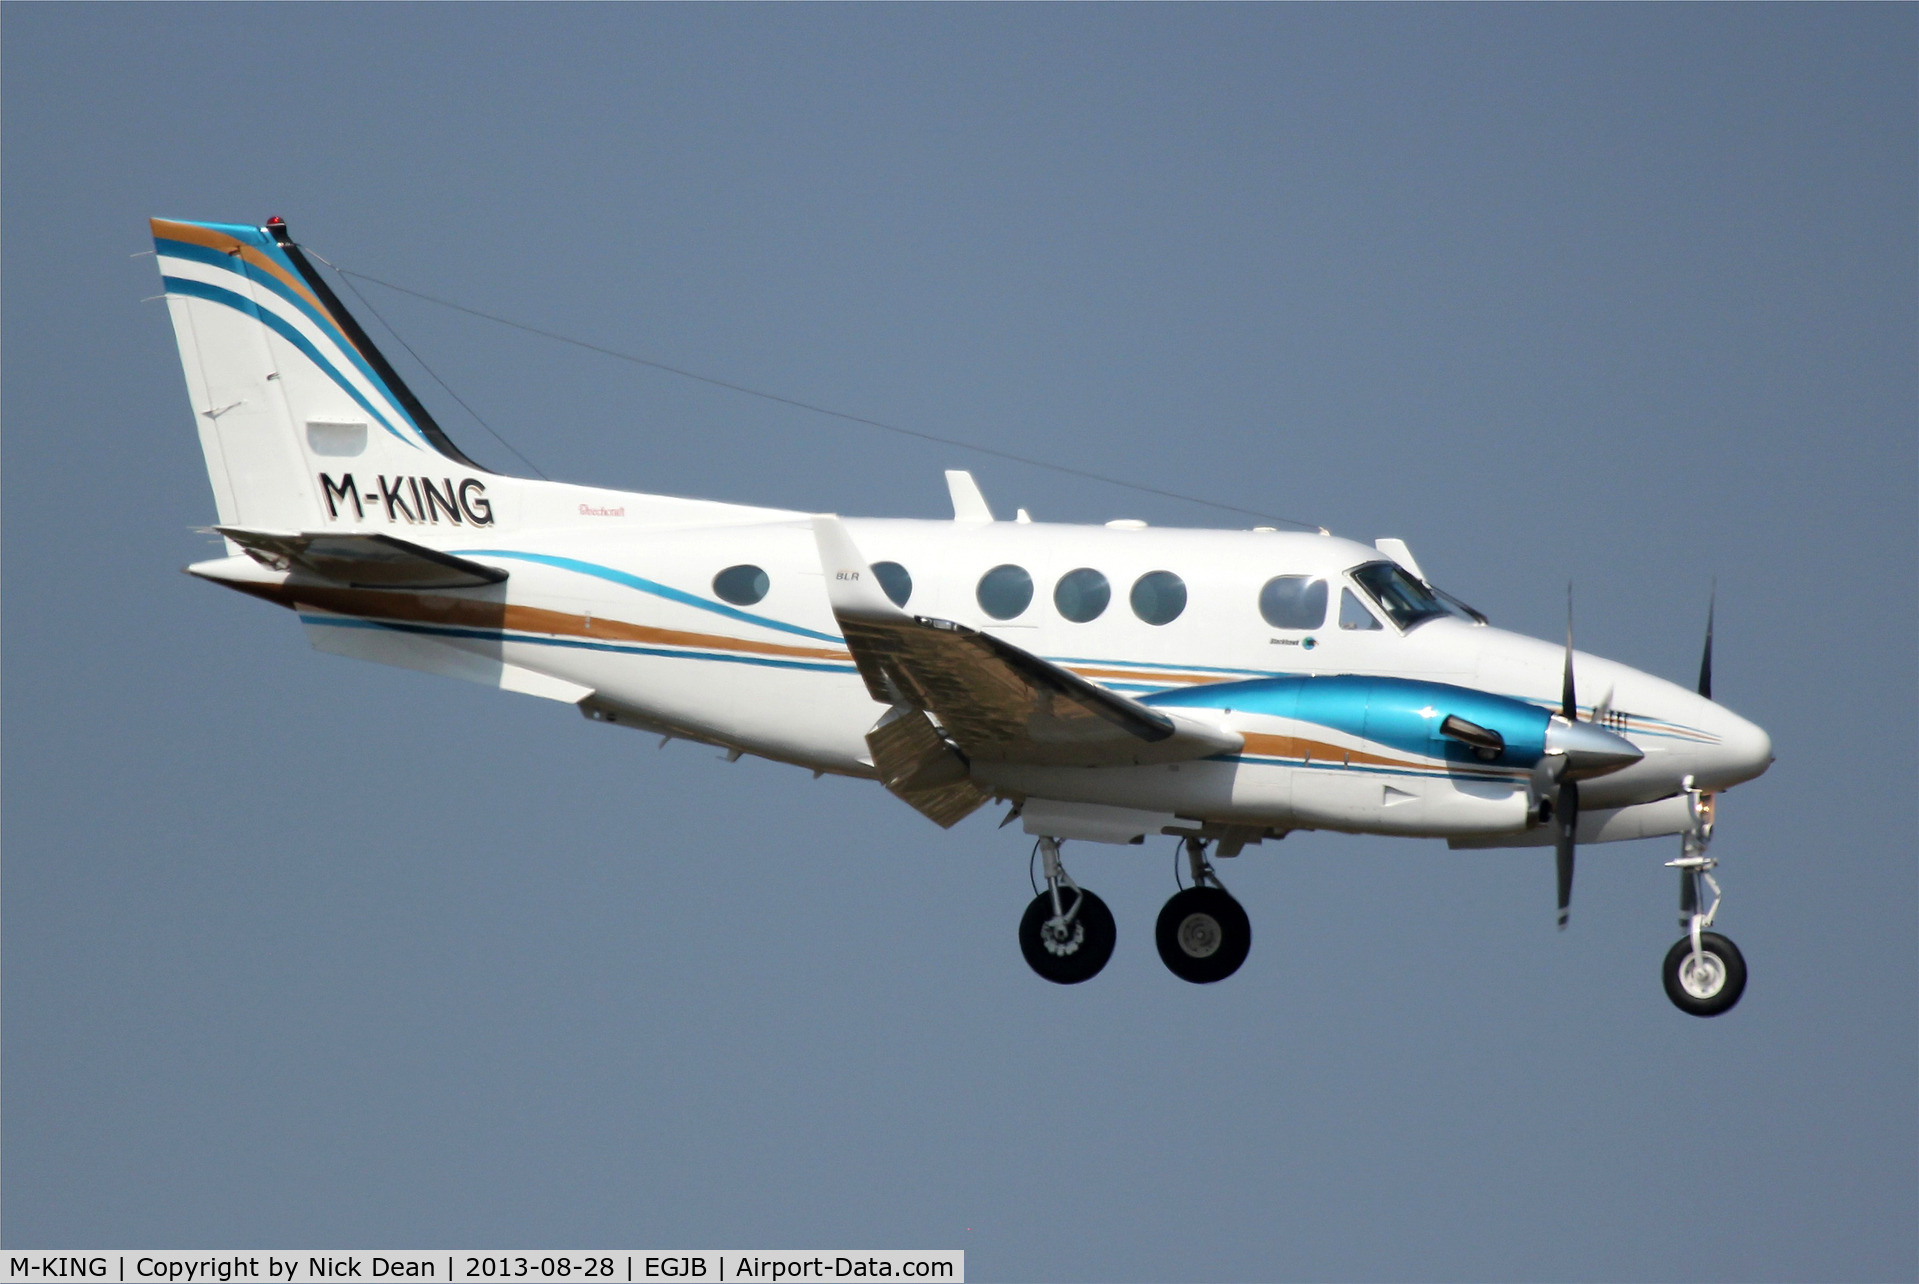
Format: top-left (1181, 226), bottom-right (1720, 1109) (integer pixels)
top-left (150, 215), bottom-right (1773, 1011)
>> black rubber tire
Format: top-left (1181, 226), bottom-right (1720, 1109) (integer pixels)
top-left (1663, 930), bottom-right (1748, 1017)
top-left (1155, 886), bottom-right (1252, 984)
top-left (1018, 888), bottom-right (1116, 984)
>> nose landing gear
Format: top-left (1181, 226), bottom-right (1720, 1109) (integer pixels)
top-left (1155, 838), bottom-right (1251, 984)
top-left (1018, 837), bottom-right (1116, 984)
top-left (1662, 785), bottom-right (1746, 1016)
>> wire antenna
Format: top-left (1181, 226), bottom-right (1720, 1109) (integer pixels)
top-left (334, 265), bottom-right (1325, 530)
top-left (312, 255), bottom-right (548, 479)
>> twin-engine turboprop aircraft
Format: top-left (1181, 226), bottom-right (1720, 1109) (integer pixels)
top-left (150, 216), bottom-right (1773, 1013)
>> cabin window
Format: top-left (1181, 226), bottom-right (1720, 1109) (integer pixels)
top-left (1054, 568), bottom-right (1111, 622)
top-left (871, 561), bottom-right (913, 608)
top-left (1259, 576), bottom-right (1326, 629)
top-left (1339, 587), bottom-right (1383, 630)
top-left (1351, 561), bottom-right (1449, 630)
top-left (1130, 570), bottom-right (1187, 625)
top-left (977, 564), bottom-right (1034, 619)
top-left (713, 564), bottom-right (770, 606)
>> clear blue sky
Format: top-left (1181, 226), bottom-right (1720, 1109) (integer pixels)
top-left (4, 6), bottom-right (1914, 1279)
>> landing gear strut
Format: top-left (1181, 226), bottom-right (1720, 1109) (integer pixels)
top-left (1155, 838), bottom-right (1251, 984)
top-left (1018, 837), bottom-right (1116, 984)
top-left (1662, 785), bottom-right (1747, 1016)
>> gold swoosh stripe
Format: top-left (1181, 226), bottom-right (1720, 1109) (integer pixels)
top-left (1064, 666), bottom-right (1232, 686)
top-left (1238, 731), bottom-right (1529, 778)
top-left (152, 219), bottom-right (344, 348)
top-left (244, 581), bottom-right (852, 663)
top-left (1239, 731), bottom-right (1420, 771)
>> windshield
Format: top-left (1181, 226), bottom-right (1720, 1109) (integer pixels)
top-left (1350, 561), bottom-right (1450, 630)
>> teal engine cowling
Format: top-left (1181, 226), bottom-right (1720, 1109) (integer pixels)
top-left (1144, 675), bottom-right (1560, 836)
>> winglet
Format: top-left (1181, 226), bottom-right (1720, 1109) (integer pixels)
top-left (945, 470), bottom-right (994, 523)
top-left (813, 515), bottom-right (907, 619)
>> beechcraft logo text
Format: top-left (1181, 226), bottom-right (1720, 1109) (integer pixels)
top-left (319, 473), bottom-right (494, 526)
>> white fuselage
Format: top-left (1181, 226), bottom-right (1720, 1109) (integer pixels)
top-left (201, 486), bottom-right (1772, 843)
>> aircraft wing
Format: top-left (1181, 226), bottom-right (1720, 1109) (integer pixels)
top-left (216, 526), bottom-right (508, 589)
top-left (814, 516), bottom-right (1241, 768)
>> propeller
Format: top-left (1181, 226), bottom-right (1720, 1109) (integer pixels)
top-left (1698, 579), bottom-right (1715, 700)
top-left (1537, 585), bottom-right (1645, 930)
top-left (1555, 590), bottom-right (1578, 930)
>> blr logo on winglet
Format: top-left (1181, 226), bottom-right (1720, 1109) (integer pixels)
top-left (319, 473), bottom-right (494, 526)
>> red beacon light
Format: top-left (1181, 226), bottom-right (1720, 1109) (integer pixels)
top-left (265, 215), bottom-right (292, 245)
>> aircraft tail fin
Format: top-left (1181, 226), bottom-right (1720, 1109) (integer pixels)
top-left (150, 216), bottom-right (496, 532)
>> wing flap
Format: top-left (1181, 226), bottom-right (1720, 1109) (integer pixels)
top-left (865, 707), bottom-right (992, 827)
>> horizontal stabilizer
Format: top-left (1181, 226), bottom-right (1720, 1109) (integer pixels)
top-left (305, 610), bottom-right (591, 704)
top-left (216, 527), bottom-right (507, 589)
top-left (814, 515), bottom-right (1241, 768)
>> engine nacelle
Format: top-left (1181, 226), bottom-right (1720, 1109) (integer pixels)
top-left (1290, 770), bottom-right (1534, 838)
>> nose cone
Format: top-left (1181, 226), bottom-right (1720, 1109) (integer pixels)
top-left (1544, 717), bottom-right (1645, 780)
top-left (1699, 706), bottom-right (1774, 789)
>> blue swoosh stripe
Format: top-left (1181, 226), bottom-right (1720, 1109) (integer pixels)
top-left (1048, 656), bottom-right (1278, 678)
top-left (157, 238), bottom-right (350, 341)
top-left (1507, 694), bottom-right (1716, 744)
top-left (301, 614), bottom-right (857, 674)
top-left (449, 550), bottom-right (844, 643)
top-left (158, 238), bottom-right (413, 432)
top-left (161, 275), bottom-right (424, 451)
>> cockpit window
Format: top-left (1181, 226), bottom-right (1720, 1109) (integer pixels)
top-left (1339, 588), bottom-right (1383, 631)
top-left (1350, 561), bottom-right (1449, 630)
top-left (1431, 586), bottom-right (1488, 625)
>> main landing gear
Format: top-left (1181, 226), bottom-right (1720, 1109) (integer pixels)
top-left (1018, 837), bottom-right (1116, 984)
top-left (1016, 836), bottom-right (1252, 985)
top-left (1661, 786), bottom-right (1747, 1017)
top-left (1156, 838), bottom-right (1251, 984)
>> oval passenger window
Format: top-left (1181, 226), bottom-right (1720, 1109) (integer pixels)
top-left (976, 564), bottom-right (1034, 620)
top-left (871, 561), bottom-right (913, 608)
top-left (1130, 570), bottom-right (1187, 625)
top-left (713, 564), bottom-right (770, 606)
top-left (1259, 576), bottom-right (1327, 629)
top-left (1053, 568), bottom-right (1111, 623)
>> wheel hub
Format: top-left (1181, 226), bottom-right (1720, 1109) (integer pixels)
top-left (1679, 950), bottom-right (1726, 999)
top-left (1177, 912), bottom-right (1222, 959)
top-left (1042, 916), bottom-right (1085, 957)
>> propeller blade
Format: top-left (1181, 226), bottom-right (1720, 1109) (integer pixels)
top-left (1698, 580), bottom-right (1716, 700)
top-left (1590, 683), bottom-right (1615, 728)
top-left (1561, 585), bottom-right (1578, 722)
top-left (1555, 779), bottom-right (1578, 929)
